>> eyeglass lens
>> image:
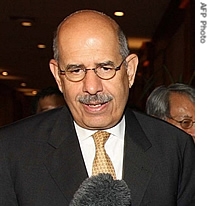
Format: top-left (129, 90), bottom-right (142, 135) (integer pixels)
top-left (181, 119), bottom-right (194, 129)
top-left (59, 58), bottom-right (126, 82)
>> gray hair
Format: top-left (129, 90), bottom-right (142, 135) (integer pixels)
top-left (146, 83), bottom-right (195, 120)
top-left (52, 11), bottom-right (129, 62)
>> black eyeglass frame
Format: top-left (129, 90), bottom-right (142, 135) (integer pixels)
top-left (168, 116), bottom-right (195, 129)
top-left (58, 57), bottom-right (127, 82)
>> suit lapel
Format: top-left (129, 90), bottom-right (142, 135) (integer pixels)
top-left (44, 107), bottom-right (88, 202)
top-left (43, 107), bottom-right (157, 204)
top-left (123, 109), bottom-right (157, 205)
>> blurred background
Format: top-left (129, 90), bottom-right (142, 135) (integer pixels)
top-left (0, 0), bottom-right (194, 126)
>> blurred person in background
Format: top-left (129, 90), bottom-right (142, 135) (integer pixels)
top-left (33, 86), bottom-right (66, 113)
top-left (146, 83), bottom-right (195, 141)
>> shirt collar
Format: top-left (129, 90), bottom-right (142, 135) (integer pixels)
top-left (74, 115), bottom-right (125, 141)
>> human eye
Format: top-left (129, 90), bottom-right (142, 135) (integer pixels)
top-left (98, 65), bottom-right (114, 73)
top-left (181, 119), bottom-right (191, 127)
top-left (66, 65), bottom-right (84, 75)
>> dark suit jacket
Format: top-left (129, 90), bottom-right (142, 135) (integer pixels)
top-left (0, 106), bottom-right (194, 206)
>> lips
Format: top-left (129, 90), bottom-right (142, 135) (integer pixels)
top-left (88, 103), bottom-right (102, 107)
top-left (86, 101), bottom-right (107, 108)
top-left (83, 101), bottom-right (109, 112)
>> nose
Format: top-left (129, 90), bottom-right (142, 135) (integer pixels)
top-left (82, 69), bottom-right (103, 94)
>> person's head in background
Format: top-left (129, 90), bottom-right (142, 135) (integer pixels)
top-left (146, 83), bottom-right (195, 141)
top-left (33, 86), bottom-right (66, 114)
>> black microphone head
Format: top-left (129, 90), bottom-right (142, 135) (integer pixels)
top-left (69, 173), bottom-right (131, 206)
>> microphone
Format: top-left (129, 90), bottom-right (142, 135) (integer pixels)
top-left (69, 173), bottom-right (131, 206)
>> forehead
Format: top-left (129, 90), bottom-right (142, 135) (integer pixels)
top-left (169, 92), bottom-right (195, 116)
top-left (57, 12), bottom-right (120, 61)
top-left (60, 11), bottom-right (118, 34)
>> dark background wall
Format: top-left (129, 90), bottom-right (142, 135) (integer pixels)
top-left (0, 0), bottom-right (194, 126)
top-left (128, 0), bottom-right (194, 111)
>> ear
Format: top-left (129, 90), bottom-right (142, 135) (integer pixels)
top-left (49, 59), bottom-right (63, 93)
top-left (126, 54), bottom-right (138, 88)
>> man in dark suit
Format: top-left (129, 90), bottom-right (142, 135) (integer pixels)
top-left (0, 10), bottom-right (194, 206)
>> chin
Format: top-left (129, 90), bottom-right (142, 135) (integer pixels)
top-left (82, 117), bottom-right (117, 130)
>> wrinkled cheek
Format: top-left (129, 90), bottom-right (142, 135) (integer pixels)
top-left (66, 95), bottom-right (80, 112)
top-left (115, 87), bottom-right (129, 112)
top-left (61, 85), bottom-right (80, 112)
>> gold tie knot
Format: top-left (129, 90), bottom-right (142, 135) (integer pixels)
top-left (92, 131), bottom-right (116, 179)
top-left (92, 131), bottom-right (110, 149)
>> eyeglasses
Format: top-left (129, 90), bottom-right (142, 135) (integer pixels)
top-left (58, 58), bottom-right (126, 82)
top-left (168, 117), bottom-right (195, 129)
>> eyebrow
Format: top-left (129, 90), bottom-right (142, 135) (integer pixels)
top-left (96, 60), bottom-right (115, 67)
top-left (178, 115), bottom-right (193, 119)
top-left (65, 60), bottom-right (116, 69)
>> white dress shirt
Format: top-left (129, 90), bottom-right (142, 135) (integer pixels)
top-left (74, 116), bottom-right (125, 180)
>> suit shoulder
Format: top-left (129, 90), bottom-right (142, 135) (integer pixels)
top-left (130, 109), bottom-right (193, 143)
top-left (0, 106), bottom-right (70, 142)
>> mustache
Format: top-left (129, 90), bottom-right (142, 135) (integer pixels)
top-left (77, 93), bottom-right (113, 104)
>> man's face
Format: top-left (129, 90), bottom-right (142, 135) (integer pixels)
top-left (167, 93), bottom-right (195, 140)
top-left (50, 15), bottom-right (138, 130)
